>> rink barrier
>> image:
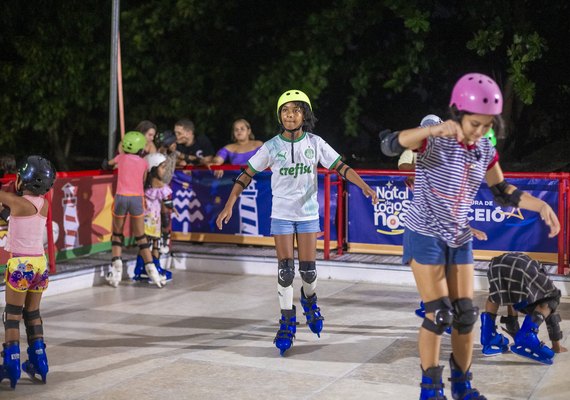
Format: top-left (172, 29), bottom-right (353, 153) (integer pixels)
top-left (0, 167), bottom-right (568, 275)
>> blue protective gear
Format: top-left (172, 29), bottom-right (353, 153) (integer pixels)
top-left (452, 298), bottom-right (479, 334)
top-left (449, 354), bottom-right (487, 399)
top-left (379, 129), bottom-right (406, 157)
top-left (480, 312), bottom-right (509, 356)
top-left (273, 306), bottom-right (299, 356)
top-left (415, 301), bottom-right (426, 318)
top-left (22, 338), bottom-right (48, 383)
top-left (278, 259), bottom-right (295, 287)
top-left (0, 342), bottom-right (21, 389)
top-left (419, 365), bottom-right (446, 400)
top-left (300, 288), bottom-right (324, 337)
top-left (510, 313), bottom-right (555, 365)
top-left (422, 297), bottom-right (454, 335)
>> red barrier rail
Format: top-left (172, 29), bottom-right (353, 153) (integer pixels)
top-left (2, 166), bottom-right (566, 273)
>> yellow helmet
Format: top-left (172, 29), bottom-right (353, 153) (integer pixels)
top-left (276, 90), bottom-right (312, 122)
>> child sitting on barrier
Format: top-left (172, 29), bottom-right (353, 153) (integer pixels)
top-left (216, 89), bottom-right (378, 356)
top-left (103, 131), bottom-right (164, 288)
top-left (0, 155), bottom-right (56, 388)
top-left (133, 153), bottom-right (173, 284)
top-left (480, 252), bottom-right (566, 364)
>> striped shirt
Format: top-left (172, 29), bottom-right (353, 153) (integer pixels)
top-left (404, 136), bottom-right (497, 247)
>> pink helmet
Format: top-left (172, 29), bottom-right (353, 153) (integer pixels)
top-left (449, 73), bottom-right (503, 115)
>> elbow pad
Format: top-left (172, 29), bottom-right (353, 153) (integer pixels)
top-left (379, 129), bottom-right (405, 157)
top-left (490, 180), bottom-right (523, 207)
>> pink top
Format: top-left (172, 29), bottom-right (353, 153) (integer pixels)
top-left (113, 153), bottom-right (148, 196)
top-left (6, 195), bottom-right (47, 255)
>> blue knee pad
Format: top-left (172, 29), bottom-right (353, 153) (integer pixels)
top-left (299, 261), bottom-right (316, 283)
top-left (278, 259), bottom-right (295, 287)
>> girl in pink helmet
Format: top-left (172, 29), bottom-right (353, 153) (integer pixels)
top-left (380, 73), bottom-right (560, 400)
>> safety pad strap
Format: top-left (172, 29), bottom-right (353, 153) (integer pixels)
top-left (452, 298), bottom-right (479, 334)
top-left (3, 319), bottom-right (20, 330)
top-left (423, 297), bottom-right (453, 335)
top-left (112, 232), bottom-right (124, 239)
top-left (112, 256), bottom-right (122, 262)
top-left (138, 241), bottom-right (152, 250)
top-left (23, 309), bottom-right (41, 321)
top-left (299, 261), bottom-right (317, 284)
top-left (421, 317), bottom-right (446, 335)
top-left (3, 304), bottom-right (24, 317)
top-left (135, 235), bottom-right (146, 241)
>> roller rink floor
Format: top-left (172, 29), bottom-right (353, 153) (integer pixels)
top-left (1, 268), bottom-right (569, 399)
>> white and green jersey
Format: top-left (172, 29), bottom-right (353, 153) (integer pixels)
top-left (248, 132), bottom-right (341, 221)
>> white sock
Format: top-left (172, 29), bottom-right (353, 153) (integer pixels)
top-left (302, 278), bottom-right (317, 298)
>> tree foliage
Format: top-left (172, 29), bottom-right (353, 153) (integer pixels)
top-left (1, 0), bottom-right (568, 171)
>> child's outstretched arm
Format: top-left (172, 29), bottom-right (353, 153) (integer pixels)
top-left (216, 166), bottom-right (256, 229)
top-left (332, 160), bottom-right (378, 204)
top-left (486, 163), bottom-right (560, 238)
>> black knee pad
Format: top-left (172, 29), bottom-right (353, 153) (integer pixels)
top-left (452, 298), bottom-right (479, 334)
top-left (421, 297), bottom-right (453, 335)
top-left (278, 259), bottom-right (295, 287)
top-left (3, 304), bottom-right (23, 330)
top-left (299, 261), bottom-right (317, 284)
top-left (23, 309), bottom-right (44, 341)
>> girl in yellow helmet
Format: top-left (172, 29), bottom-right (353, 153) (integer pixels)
top-left (216, 90), bottom-right (378, 356)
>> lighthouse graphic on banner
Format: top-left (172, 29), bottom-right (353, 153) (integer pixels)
top-left (61, 182), bottom-right (80, 249)
top-left (238, 179), bottom-right (259, 235)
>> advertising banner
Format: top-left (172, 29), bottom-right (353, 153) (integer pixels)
top-left (170, 170), bottom-right (338, 240)
top-left (348, 175), bottom-right (559, 257)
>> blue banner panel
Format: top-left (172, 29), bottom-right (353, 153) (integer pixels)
top-left (348, 176), bottom-right (559, 253)
top-left (171, 170), bottom-right (337, 240)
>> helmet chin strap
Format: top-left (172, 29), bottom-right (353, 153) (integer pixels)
top-left (283, 123), bottom-right (303, 164)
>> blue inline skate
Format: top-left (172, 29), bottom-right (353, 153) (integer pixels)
top-left (300, 288), bottom-right (324, 337)
top-left (448, 354), bottom-right (487, 399)
top-left (480, 312), bottom-right (509, 356)
top-left (419, 365), bottom-right (447, 400)
top-left (133, 255), bottom-right (172, 285)
top-left (274, 306), bottom-right (298, 356)
top-left (510, 312), bottom-right (555, 365)
top-left (0, 342), bottom-right (21, 389)
top-left (22, 338), bottom-right (49, 383)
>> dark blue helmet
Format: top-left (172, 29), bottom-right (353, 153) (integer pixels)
top-left (17, 155), bottom-right (56, 195)
top-left (155, 129), bottom-right (176, 148)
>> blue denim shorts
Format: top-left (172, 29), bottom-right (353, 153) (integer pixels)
top-left (270, 218), bottom-right (321, 235)
top-left (402, 228), bottom-right (473, 266)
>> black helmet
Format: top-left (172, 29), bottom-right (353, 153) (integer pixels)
top-left (155, 129), bottom-right (176, 148)
top-left (17, 155), bottom-right (56, 195)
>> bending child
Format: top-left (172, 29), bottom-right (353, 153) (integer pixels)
top-left (481, 252), bottom-right (566, 364)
